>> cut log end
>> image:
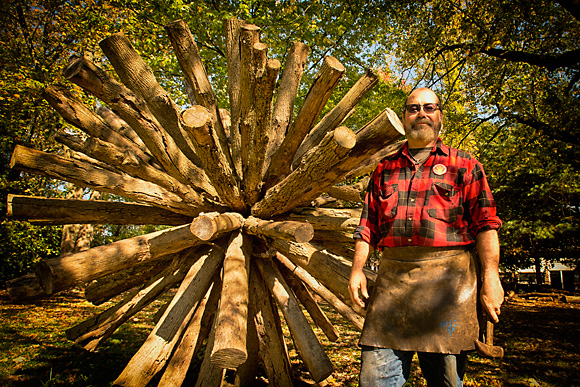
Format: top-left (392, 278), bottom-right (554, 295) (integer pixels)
top-left (210, 349), bottom-right (248, 369)
top-left (333, 125), bottom-right (356, 149)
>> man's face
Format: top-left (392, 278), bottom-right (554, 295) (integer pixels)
top-left (402, 88), bottom-right (442, 147)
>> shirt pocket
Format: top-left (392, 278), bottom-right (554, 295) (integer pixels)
top-left (378, 183), bottom-right (398, 220)
top-left (427, 182), bottom-right (463, 223)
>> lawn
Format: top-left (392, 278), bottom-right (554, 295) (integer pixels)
top-left (1, 287), bottom-right (579, 386)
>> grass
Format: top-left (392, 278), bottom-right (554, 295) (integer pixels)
top-left (1, 287), bottom-right (579, 386)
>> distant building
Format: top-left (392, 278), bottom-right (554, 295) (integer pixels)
top-left (516, 261), bottom-right (578, 291)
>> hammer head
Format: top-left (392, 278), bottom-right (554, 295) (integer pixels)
top-left (474, 338), bottom-right (504, 359)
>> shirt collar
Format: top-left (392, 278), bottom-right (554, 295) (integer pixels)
top-left (398, 137), bottom-right (448, 160)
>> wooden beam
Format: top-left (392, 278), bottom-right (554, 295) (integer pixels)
top-left (243, 216), bottom-right (313, 243)
top-left (190, 212), bottom-right (244, 241)
top-left (344, 139), bottom-right (405, 179)
top-left (280, 207), bottom-right (361, 232)
top-left (264, 55), bottom-right (345, 190)
top-left (255, 257), bottom-right (334, 383)
top-left (96, 105), bottom-right (148, 153)
top-left (7, 195), bottom-right (192, 225)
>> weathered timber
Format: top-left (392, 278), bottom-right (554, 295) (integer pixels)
top-left (251, 126), bottom-right (357, 218)
top-left (282, 207), bottom-right (361, 232)
top-left (255, 257), bottom-right (334, 383)
top-left (248, 263), bottom-right (293, 386)
top-left (210, 231), bottom-right (252, 369)
top-left (66, 248), bottom-right (201, 350)
top-left (292, 69), bottom-right (380, 167)
top-left (232, 292), bottom-right (261, 387)
top-left (265, 42), bottom-right (310, 167)
top-left (42, 85), bottom-right (156, 167)
top-left (326, 178), bottom-right (368, 203)
top-left (278, 264), bottom-right (339, 342)
top-left (181, 105), bottom-right (246, 211)
top-left (34, 218), bottom-right (236, 294)
top-left (224, 18), bottom-right (245, 178)
top-left (275, 252), bottom-right (364, 330)
top-left (345, 139), bottom-right (405, 179)
top-left (311, 237), bottom-right (356, 262)
top-left (62, 56), bottom-right (217, 196)
top-left (194, 310), bottom-right (226, 387)
top-left (99, 32), bottom-right (202, 169)
top-left (54, 131), bottom-right (119, 173)
top-left (84, 258), bottom-right (171, 305)
top-left (272, 239), bottom-right (375, 316)
top-left (238, 23), bottom-right (261, 183)
top-left (264, 55), bottom-right (345, 190)
top-left (312, 229), bottom-right (357, 247)
top-left (97, 105), bottom-right (148, 152)
top-left (56, 129), bottom-right (200, 202)
top-left (114, 245), bottom-right (224, 387)
top-left (6, 273), bottom-right (47, 302)
top-left (243, 216), bottom-right (314, 243)
top-left (190, 212), bottom-right (244, 241)
top-left (7, 195), bottom-right (192, 225)
top-left (243, 57), bottom-right (280, 205)
top-left (251, 108), bottom-right (404, 218)
top-left (165, 19), bottom-right (233, 170)
top-left (310, 194), bottom-right (338, 208)
top-left (10, 145), bottom-right (221, 218)
top-left (158, 273), bottom-right (221, 387)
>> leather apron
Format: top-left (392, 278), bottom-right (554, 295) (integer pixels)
top-left (359, 246), bottom-right (479, 354)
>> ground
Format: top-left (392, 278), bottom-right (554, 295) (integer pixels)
top-left (0, 287), bottom-right (578, 386)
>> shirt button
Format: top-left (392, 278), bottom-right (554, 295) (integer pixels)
top-left (411, 198), bottom-right (415, 202)
top-left (408, 238), bottom-right (412, 242)
top-left (408, 217), bottom-right (412, 221)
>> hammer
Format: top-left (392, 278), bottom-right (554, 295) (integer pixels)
top-left (474, 314), bottom-right (504, 359)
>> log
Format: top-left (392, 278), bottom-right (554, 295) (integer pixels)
top-left (264, 55), bottom-right (345, 190)
top-left (248, 262), bottom-right (293, 386)
top-left (344, 139), bottom-right (405, 179)
top-left (114, 244), bottom-right (225, 386)
top-left (190, 212), bottom-right (245, 241)
top-left (210, 231), bottom-right (252, 369)
top-left (272, 239), bottom-right (375, 316)
top-left (99, 32), bottom-right (202, 170)
top-left (312, 229), bottom-right (356, 247)
top-left (84, 258), bottom-right (170, 305)
top-left (42, 85), bottom-right (156, 167)
top-left (251, 125), bottom-right (356, 218)
top-left (275, 252), bottom-right (364, 331)
top-left (311, 238), bottom-right (356, 262)
top-left (158, 272), bottom-right (222, 387)
top-left (194, 310), bottom-right (226, 387)
top-left (292, 69), bottom-right (380, 167)
top-left (6, 273), bottom-right (48, 302)
top-left (62, 56), bottom-right (216, 197)
top-left (243, 57), bottom-right (280, 205)
top-left (265, 42), bottom-right (310, 167)
top-left (278, 264), bottom-right (340, 342)
top-left (10, 145), bottom-right (222, 218)
top-left (165, 20), bottom-right (233, 169)
top-left (34, 217), bottom-right (237, 294)
top-left (56, 130), bottom-right (200, 202)
top-left (181, 105), bottom-right (246, 211)
top-left (325, 179), bottom-right (367, 203)
top-left (232, 294), bottom-right (261, 387)
top-left (243, 216), bottom-right (314, 243)
top-left (66, 248), bottom-right (202, 349)
top-left (224, 18), bottom-right (245, 178)
top-left (255, 257), bottom-right (334, 383)
top-left (97, 105), bottom-right (148, 152)
top-left (282, 207), bottom-right (361, 232)
top-left (7, 195), bottom-right (192, 225)
top-left (251, 108), bottom-right (404, 218)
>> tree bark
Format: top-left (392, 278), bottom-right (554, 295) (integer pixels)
top-left (182, 105), bottom-right (246, 211)
top-left (325, 178), bottom-right (368, 203)
top-left (6, 273), bottom-right (48, 302)
top-left (275, 252), bottom-right (364, 330)
top-left (99, 32), bottom-right (201, 170)
top-left (265, 42), bottom-right (310, 168)
top-left (194, 308), bottom-right (226, 387)
top-left (251, 108), bottom-right (404, 218)
top-left (281, 207), bottom-right (361, 232)
top-left (243, 216), bottom-right (313, 243)
top-left (292, 69), bottom-right (379, 167)
top-left (248, 262), bottom-right (294, 387)
top-left (34, 218), bottom-right (236, 294)
top-left (190, 212), bottom-right (245, 241)
top-left (62, 56), bottom-right (216, 197)
top-left (264, 55), bottom-right (345, 190)
top-left (344, 140), bottom-right (404, 179)
top-left (7, 195), bottom-right (192, 225)
top-left (210, 231), bottom-right (252, 369)
top-left (114, 245), bottom-right (225, 387)
top-left (10, 145), bottom-right (222, 218)
top-left (96, 105), bottom-right (149, 154)
top-left (255, 257), bottom-right (334, 383)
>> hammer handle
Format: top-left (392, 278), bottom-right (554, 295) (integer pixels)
top-left (485, 318), bottom-right (494, 346)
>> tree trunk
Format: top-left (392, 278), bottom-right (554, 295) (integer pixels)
top-left (96, 105), bottom-right (149, 154)
top-left (243, 216), bottom-right (314, 243)
top-left (190, 212), bottom-right (245, 241)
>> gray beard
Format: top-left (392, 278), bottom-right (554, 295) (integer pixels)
top-left (405, 121), bottom-right (441, 144)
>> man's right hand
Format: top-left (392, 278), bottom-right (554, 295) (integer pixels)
top-left (349, 269), bottom-right (369, 308)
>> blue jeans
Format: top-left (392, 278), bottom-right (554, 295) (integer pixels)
top-left (360, 346), bottom-right (467, 387)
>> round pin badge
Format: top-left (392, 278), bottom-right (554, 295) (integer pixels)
top-left (433, 164), bottom-right (447, 175)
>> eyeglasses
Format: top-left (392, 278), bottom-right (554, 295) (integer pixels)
top-left (404, 103), bottom-right (441, 114)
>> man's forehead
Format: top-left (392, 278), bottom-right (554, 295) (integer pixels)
top-left (407, 89), bottom-right (438, 103)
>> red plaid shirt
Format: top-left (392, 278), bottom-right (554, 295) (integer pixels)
top-left (354, 138), bottom-right (502, 249)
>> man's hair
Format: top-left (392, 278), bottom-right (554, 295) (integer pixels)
top-left (402, 88), bottom-right (444, 114)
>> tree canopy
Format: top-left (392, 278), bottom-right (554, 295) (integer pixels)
top-left (1, 0), bottom-right (579, 282)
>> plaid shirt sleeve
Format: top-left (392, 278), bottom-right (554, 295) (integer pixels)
top-left (354, 139), bottom-right (501, 248)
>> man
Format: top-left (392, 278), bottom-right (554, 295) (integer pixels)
top-left (349, 87), bottom-right (504, 387)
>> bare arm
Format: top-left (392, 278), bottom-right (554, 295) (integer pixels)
top-left (349, 239), bottom-right (374, 308)
top-left (476, 229), bottom-right (504, 323)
